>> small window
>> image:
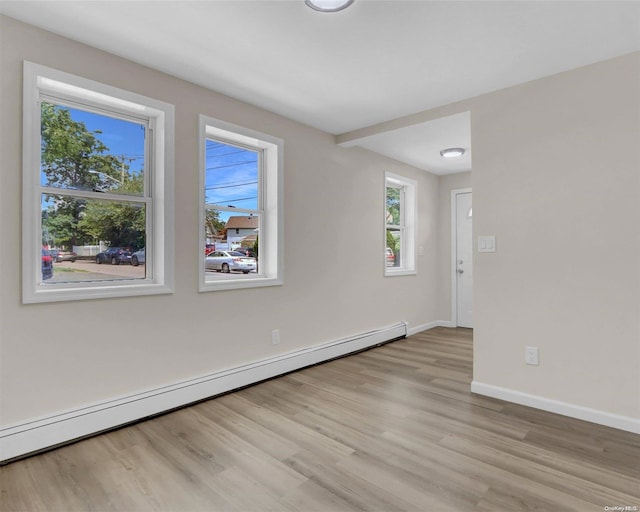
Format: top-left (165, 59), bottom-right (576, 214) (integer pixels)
top-left (199, 116), bottom-right (283, 291)
top-left (23, 62), bottom-right (174, 303)
top-left (385, 172), bottom-right (416, 276)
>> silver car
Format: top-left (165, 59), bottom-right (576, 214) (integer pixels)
top-left (131, 248), bottom-right (145, 266)
top-left (205, 251), bottom-right (257, 274)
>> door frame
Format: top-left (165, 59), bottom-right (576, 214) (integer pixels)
top-left (450, 187), bottom-right (472, 327)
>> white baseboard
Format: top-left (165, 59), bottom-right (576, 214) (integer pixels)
top-left (1, 322), bottom-right (407, 463)
top-left (471, 381), bottom-right (640, 434)
top-left (407, 320), bottom-right (454, 336)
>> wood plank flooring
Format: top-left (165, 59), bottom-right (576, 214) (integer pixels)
top-left (1, 327), bottom-right (639, 511)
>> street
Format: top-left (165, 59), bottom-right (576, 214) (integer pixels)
top-left (50, 259), bottom-right (145, 282)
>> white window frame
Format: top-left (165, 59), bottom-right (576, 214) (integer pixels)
top-left (22, 62), bottom-right (174, 303)
top-left (385, 172), bottom-right (416, 276)
top-left (199, 115), bottom-right (283, 292)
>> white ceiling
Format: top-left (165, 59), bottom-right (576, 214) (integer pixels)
top-left (2, 0), bottom-right (639, 174)
top-left (340, 112), bottom-right (472, 175)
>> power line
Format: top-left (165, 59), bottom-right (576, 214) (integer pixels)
top-left (208, 197), bottom-right (257, 205)
top-left (205, 148), bottom-right (249, 159)
top-left (205, 180), bottom-right (258, 191)
top-left (205, 160), bottom-right (257, 171)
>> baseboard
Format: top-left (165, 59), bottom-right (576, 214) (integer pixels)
top-left (407, 320), bottom-right (454, 336)
top-left (1, 322), bottom-right (407, 463)
top-left (471, 381), bottom-right (640, 434)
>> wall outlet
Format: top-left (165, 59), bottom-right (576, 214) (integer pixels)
top-left (272, 329), bottom-right (280, 345)
top-left (525, 346), bottom-right (539, 366)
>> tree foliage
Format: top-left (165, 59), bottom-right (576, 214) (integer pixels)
top-left (41, 103), bottom-right (123, 191)
top-left (205, 209), bottom-right (225, 239)
top-left (385, 186), bottom-right (401, 255)
top-left (386, 186), bottom-right (401, 225)
top-left (386, 229), bottom-right (398, 254)
top-left (40, 103), bottom-right (145, 249)
top-left (78, 174), bottom-right (146, 250)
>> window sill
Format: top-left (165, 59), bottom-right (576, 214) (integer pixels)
top-left (199, 276), bottom-right (283, 293)
top-left (24, 282), bottom-right (174, 304)
top-left (384, 268), bottom-right (417, 277)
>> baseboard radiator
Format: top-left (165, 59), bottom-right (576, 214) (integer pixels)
top-left (1, 322), bottom-right (407, 463)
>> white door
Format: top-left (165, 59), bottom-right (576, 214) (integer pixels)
top-left (455, 191), bottom-right (473, 328)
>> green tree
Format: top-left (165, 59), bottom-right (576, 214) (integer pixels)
top-left (385, 186), bottom-right (400, 255)
top-left (205, 209), bottom-right (225, 239)
top-left (386, 229), bottom-right (398, 254)
top-left (78, 174), bottom-right (146, 249)
top-left (42, 208), bottom-right (77, 248)
top-left (386, 186), bottom-right (400, 225)
top-left (41, 103), bottom-right (124, 192)
top-left (40, 103), bottom-right (140, 248)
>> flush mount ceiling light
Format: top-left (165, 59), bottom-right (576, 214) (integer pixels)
top-left (440, 148), bottom-right (466, 158)
top-left (305, 0), bottom-right (355, 12)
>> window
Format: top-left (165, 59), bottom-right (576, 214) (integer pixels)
top-left (199, 115), bottom-right (283, 291)
top-left (23, 62), bottom-right (174, 303)
top-left (385, 172), bottom-right (416, 276)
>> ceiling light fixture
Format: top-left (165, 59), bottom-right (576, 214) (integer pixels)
top-left (440, 148), bottom-right (465, 158)
top-left (305, 0), bottom-right (355, 12)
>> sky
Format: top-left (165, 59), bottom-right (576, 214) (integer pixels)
top-left (205, 139), bottom-right (259, 224)
top-left (43, 103), bottom-right (259, 226)
top-left (70, 107), bottom-right (146, 177)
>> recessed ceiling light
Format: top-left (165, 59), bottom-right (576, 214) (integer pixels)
top-left (305, 0), bottom-right (355, 12)
top-left (440, 148), bottom-right (465, 158)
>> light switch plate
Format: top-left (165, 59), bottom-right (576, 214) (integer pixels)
top-left (478, 235), bottom-right (496, 253)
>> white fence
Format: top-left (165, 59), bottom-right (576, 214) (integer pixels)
top-left (72, 242), bottom-right (109, 257)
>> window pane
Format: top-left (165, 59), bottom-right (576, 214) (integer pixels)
top-left (205, 139), bottom-right (258, 210)
top-left (40, 102), bottom-right (145, 196)
top-left (386, 186), bottom-right (400, 226)
top-left (205, 211), bottom-right (260, 280)
top-left (41, 195), bottom-right (146, 283)
top-left (386, 228), bottom-right (401, 268)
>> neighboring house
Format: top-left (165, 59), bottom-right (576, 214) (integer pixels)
top-left (225, 215), bottom-right (259, 248)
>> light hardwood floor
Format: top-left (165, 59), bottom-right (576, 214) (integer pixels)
top-left (1, 327), bottom-right (638, 511)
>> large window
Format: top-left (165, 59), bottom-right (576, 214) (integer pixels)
top-left (199, 116), bottom-right (283, 291)
top-left (23, 62), bottom-right (174, 303)
top-left (385, 172), bottom-right (416, 276)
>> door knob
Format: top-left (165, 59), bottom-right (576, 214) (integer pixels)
top-left (457, 268), bottom-right (464, 274)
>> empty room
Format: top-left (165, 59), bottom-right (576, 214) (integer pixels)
top-left (0, 1), bottom-right (638, 511)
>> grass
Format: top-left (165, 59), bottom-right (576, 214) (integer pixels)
top-left (53, 266), bottom-right (89, 273)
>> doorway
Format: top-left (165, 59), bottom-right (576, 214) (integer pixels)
top-left (451, 189), bottom-right (473, 328)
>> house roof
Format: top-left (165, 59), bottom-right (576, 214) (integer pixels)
top-left (226, 216), bottom-right (259, 230)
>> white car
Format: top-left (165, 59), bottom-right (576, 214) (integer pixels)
top-left (205, 251), bottom-right (256, 274)
top-left (131, 248), bottom-right (145, 266)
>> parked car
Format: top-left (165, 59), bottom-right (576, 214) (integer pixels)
top-left (96, 247), bottom-right (132, 265)
top-left (131, 248), bottom-right (145, 266)
top-left (205, 244), bottom-right (215, 255)
top-left (205, 251), bottom-right (257, 274)
top-left (386, 247), bottom-right (396, 267)
top-left (54, 250), bottom-right (77, 263)
top-left (42, 248), bottom-right (53, 281)
top-left (234, 246), bottom-right (256, 258)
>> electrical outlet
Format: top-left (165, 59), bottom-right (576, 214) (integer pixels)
top-left (272, 329), bottom-right (280, 345)
top-left (525, 346), bottom-right (539, 366)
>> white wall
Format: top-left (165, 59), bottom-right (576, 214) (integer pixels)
top-left (471, 53), bottom-right (640, 425)
top-left (0, 16), bottom-right (442, 430)
top-left (332, 51), bottom-right (640, 430)
top-left (2, 16), bottom-right (637, 452)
